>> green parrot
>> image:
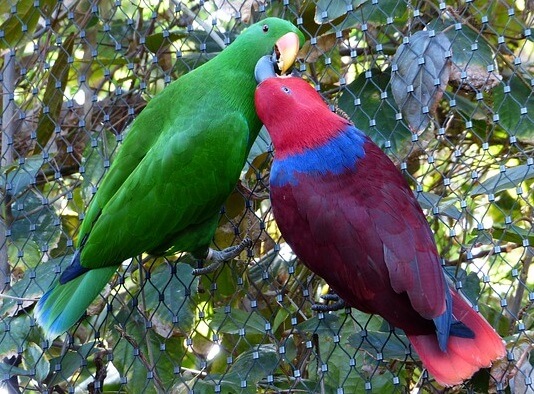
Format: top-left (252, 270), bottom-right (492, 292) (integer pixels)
top-left (35, 17), bottom-right (305, 339)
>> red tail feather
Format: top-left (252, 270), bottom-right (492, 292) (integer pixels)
top-left (408, 291), bottom-right (505, 386)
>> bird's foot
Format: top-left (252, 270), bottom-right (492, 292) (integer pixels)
top-left (312, 293), bottom-right (346, 312)
top-left (193, 238), bottom-right (252, 275)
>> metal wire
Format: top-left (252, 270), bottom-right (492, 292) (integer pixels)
top-left (0, 0), bottom-right (533, 392)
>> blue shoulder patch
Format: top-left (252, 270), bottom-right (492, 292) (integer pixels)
top-left (271, 125), bottom-right (366, 187)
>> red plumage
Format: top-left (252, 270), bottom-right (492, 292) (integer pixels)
top-left (255, 76), bottom-right (505, 386)
top-left (409, 291), bottom-right (507, 385)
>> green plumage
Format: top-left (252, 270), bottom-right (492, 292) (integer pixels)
top-left (35, 18), bottom-right (304, 339)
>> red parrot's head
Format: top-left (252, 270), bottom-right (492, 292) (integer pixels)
top-left (254, 59), bottom-right (350, 157)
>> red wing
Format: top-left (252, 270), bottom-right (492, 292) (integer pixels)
top-left (274, 140), bottom-right (447, 322)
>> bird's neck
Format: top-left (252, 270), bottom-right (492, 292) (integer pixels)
top-left (270, 107), bottom-right (352, 159)
top-left (202, 50), bottom-right (263, 138)
top-left (270, 125), bottom-right (367, 187)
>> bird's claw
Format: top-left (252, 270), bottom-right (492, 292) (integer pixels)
top-left (312, 294), bottom-right (346, 312)
top-left (193, 238), bottom-right (252, 275)
top-left (192, 262), bottom-right (220, 276)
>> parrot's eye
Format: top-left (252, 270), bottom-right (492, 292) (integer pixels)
top-left (282, 86), bottom-right (291, 94)
top-left (262, 24), bottom-right (269, 33)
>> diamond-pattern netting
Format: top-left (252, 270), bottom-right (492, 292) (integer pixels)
top-left (1, 0), bottom-right (533, 392)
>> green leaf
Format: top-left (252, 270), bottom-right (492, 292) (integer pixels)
top-left (339, 68), bottom-right (412, 154)
top-left (174, 379), bottom-right (239, 394)
top-left (0, 256), bottom-right (65, 317)
top-left (348, 330), bottom-right (414, 361)
top-left (490, 224), bottom-right (534, 246)
top-left (316, 0), bottom-right (408, 26)
top-left (450, 91), bottom-right (488, 121)
top-left (177, 346), bottom-right (281, 394)
top-left (0, 362), bottom-right (31, 377)
top-left (468, 229), bottom-right (495, 247)
top-left (34, 33), bottom-right (75, 154)
top-left (47, 342), bottom-right (99, 386)
top-left (416, 191), bottom-right (461, 220)
top-left (226, 344), bottom-right (279, 384)
top-left (142, 263), bottom-right (197, 336)
top-left (22, 342), bottom-right (50, 382)
top-left (81, 129), bottom-right (120, 205)
top-left (436, 23), bottom-right (495, 71)
top-left (10, 192), bottom-right (62, 263)
top-left (109, 308), bottom-right (189, 393)
top-left (315, 0), bottom-right (366, 23)
top-left (248, 244), bottom-right (296, 285)
top-left (429, 19), bottom-right (501, 91)
top-left (210, 307), bottom-right (267, 335)
top-left (296, 313), bottom-right (341, 335)
top-left (306, 333), bottom-right (367, 392)
top-left (448, 92), bottom-right (491, 141)
top-left (0, 315), bottom-right (32, 357)
top-left (0, 0), bottom-right (55, 49)
top-left (470, 0), bottom-right (525, 38)
top-left (1, 155), bottom-right (46, 197)
top-left (444, 267), bottom-right (481, 306)
top-left (145, 30), bottom-right (189, 53)
top-left (306, 311), bottom-right (404, 392)
top-left (146, 29), bottom-right (231, 55)
top-left (493, 74), bottom-right (534, 141)
top-left (471, 164), bottom-right (534, 196)
top-left (272, 308), bottom-right (290, 333)
top-left (312, 351), bottom-right (401, 393)
top-left (8, 241), bottom-right (40, 272)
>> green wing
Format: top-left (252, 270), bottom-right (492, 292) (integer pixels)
top-left (35, 112), bottom-right (249, 338)
top-left (79, 112), bottom-right (250, 268)
top-left (79, 85), bottom-right (181, 243)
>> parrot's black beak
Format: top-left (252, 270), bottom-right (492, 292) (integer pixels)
top-left (255, 56), bottom-right (277, 85)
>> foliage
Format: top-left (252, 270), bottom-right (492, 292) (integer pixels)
top-left (0, 0), bottom-right (533, 392)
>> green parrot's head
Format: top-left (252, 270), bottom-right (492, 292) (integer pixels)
top-left (232, 17), bottom-right (305, 75)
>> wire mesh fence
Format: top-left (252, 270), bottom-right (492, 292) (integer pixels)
top-left (1, 0), bottom-right (533, 392)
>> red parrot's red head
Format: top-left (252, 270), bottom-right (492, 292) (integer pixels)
top-left (254, 73), bottom-right (350, 158)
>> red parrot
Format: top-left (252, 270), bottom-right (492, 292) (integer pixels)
top-left (253, 57), bottom-right (505, 386)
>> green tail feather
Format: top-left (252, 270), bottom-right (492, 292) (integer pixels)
top-left (34, 266), bottom-right (117, 339)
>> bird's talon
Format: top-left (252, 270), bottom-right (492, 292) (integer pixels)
top-left (312, 296), bottom-right (346, 312)
top-left (193, 262), bottom-right (222, 276)
top-left (193, 238), bottom-right (252, 276)
top-left (320, 293), bottom-right (341, 302)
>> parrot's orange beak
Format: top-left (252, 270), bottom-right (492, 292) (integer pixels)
top-left (274, 32), bottom-right (300, 74)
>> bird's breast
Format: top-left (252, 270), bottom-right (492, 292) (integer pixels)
top-left (270, 125), bottom-right (367, 188)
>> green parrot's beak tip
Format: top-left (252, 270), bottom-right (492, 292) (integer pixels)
top-left (274, 32), bottom-right (301, 75)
